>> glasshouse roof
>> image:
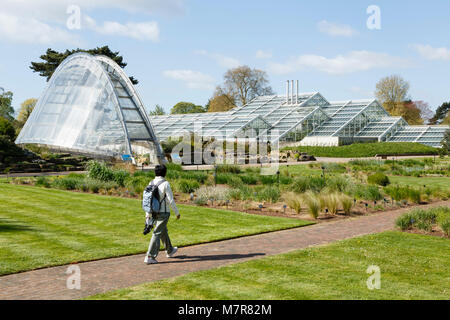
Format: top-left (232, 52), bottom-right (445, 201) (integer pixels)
top-left (16, 53), bottom-right (165, 162)
top-left (151, 89), bottom-right (449, 148)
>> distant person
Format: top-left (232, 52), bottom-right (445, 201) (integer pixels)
top-left (144, 164), bottom-right (180, 265)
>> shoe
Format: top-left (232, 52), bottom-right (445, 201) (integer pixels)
top-left (144, 256), bottom-right (158, 264)
top-left (166, 247), bottom-right (178, 258)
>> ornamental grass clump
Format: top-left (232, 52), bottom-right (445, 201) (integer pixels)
top-left (340, 194), bottom-right (354, 215)
top-left (194, 185), bottom-right (230, 205)
top-left (303, 191), bottom-right (320, 219)
top-left (284, 192), bottom-right (302, 214)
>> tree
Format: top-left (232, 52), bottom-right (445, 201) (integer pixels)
top-left (375, 75), bottom-right (410, 113)
top-left (0, 117), bottom-right (16, 141)
top-left (207, 93), bottom-right (236, 112)
top-left (391, 101), bottom-right (424, 125)
top-left (441, 129), bottom-right (450, 155)
top-left (0, 90), bottom-right (14, 121)
top-left (170, 102), bottom-right (206, 114)
top-left (149, 104), bottom-right (166, 116)
top-left (30, 46), bottom-right (138, 84)
top-left (429, 102), bottom-right (450, 125)
top-left (216, 65), bottom-right (274, 107)
top-left (413, 101), bottom-right (434, 124)
top-left (17, 98), bottom-right (37, 125)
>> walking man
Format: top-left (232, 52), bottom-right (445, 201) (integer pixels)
top-left (144, 164), bottom-right (180, 264)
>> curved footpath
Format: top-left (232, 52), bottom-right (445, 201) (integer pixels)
top-left (0, 200), bottom-right (448, 300)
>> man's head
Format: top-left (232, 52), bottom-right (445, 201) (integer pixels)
top-left (155, 164), bottom-right (167, 177)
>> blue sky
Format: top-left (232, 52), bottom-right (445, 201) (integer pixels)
top-left (1, 0), bottom-right (449, 114)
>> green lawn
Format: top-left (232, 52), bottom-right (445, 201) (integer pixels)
top-left (0, 183), bottom-right (312, 275)
top-left (283, 142), bottom-right (438, 158)
top-left (389, 175), bottom-right (450, 189)
top-left (89, 231), bottom-right (450, 300)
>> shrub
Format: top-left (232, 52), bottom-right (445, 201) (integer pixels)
top-left (195, 185), bottom-right (230, 205)
top-left (51, 177), bottom-right (79, 190)
top-left (166, 163), bottom-right (183, 171)
top-left (326, 175), bottom-right (352, 193)
top-left (284, 192), bottom-right (302, 214)
top-left (240, 174), bottom-right (258, 185)
top-left (174, 179), bottom-right (200, 193)
top-left (216, 164), bottom-right (241, 174)
top-left (259, 175), bottom-right (278, 185)
top-left (355, 185), bottom-right (383, 201)
top-left (179, 171), bottom-right (208, 183)
top-left (396, 212), bottom-right (415, 230)
top-left (229, 185), bottom-right (253, 201)
top-left (257, 186), bottom-right (280, 203)
top-left (86, 160), bottom-right (115, 181)
top-left (125, 176), bottom-right (149, 195)
top-left (35, 176), bottom-right (50, 188)
top-left (302, 191), bottom-right (321, 219)
top-left (407, 188), bottom-right (422, 204)
top-left (324, 193), bottom-right (339, 215)
top-left (113, 170), bottom-right (130, 187)
top-left (340, 194), bottom-right (353, 215)
top-left (292, 176), bottom-right (325, 193)
top-left (367, 172), bottom-right (390, 186)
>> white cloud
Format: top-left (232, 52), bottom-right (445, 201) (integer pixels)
top-left (163, 70), bottom-right (215, 90)
top-left (2, 0), bottom-right (184, 22)
top-left (195, 50), bottom-right (241, 68)
top-left (0, 0), bottom-right (179, 44)
top-left (413, 44), bottom-right (450, 61)
top-left (84, 16), bottom-right (159, 41)
top-left (269, 51), bottom-right (409, 75)
top-left (256, 50), bottom-right (272, 59)
top-left (0, 12), bottom-right (79, 45)
top-left (317, 20), bottom-right (358, 37)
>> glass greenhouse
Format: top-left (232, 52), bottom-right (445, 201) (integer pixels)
top-left (16, 52), bottom-right (448, 163)
top-left (151, 91), bottom-right (449, 148)
top-left (16, 53), bottom-right (165, 163)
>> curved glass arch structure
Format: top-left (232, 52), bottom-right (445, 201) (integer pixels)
top-left (16, 53), bottom-right (164, 162)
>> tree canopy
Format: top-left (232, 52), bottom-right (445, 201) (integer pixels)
top-left (0, 90), bottom-right (14, 121)
top-left (17, 98), bottom-right (37, 125)
top-left (375, 75), bottom-right (410, 113)
top-left (149, 104), bottom-right (166, 116)
top-left (207, 93), bottom-right (236, 112)
top-left (170, 102), bottom-right (206, 114)
top-left (216, 65), bottom-right (274, 107)
top-left (0, 117), bottom-right (16, 141)
top-left (429, 102), bottom-right (450, 125)
top-left (30, 46), bottom-right (138, 84)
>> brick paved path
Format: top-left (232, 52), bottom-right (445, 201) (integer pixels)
top-left (0, 201), bottom-right (448, 300)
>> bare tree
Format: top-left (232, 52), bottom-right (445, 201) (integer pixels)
top-left (216, 66), bottom-right (274, 107)
top-left (375, 75), bottom-right (410, 113)
top-left (413, 101), bottom-right (434, 124)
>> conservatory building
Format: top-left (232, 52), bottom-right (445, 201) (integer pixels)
top-left (16, 53), bottom-right (448, 163)
top-left (151, 81), bottom-right (448, 148)
top-left (16, 53), bottom-right (165, 163)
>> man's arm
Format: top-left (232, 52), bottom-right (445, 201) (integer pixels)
top-left (165, 182), bottom-right (180, 218)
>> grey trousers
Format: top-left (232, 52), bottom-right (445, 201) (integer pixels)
top-left (146, 212), bottom-right (174, 258)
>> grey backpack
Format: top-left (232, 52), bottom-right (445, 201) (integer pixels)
top-left (142, 180), bottom-right (166, 213)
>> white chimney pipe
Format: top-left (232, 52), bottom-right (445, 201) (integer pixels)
top-left (291, 80), bottom-right (294, 105)
top-left (296, 80), bottom-right (299, 104)
top-left (286, 80), bottom-right (289, 104)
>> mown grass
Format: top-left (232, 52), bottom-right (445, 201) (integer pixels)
top-left (283, 142), bottom-right (438, 158)
top-left (388, 175), bottom-right (450, 190)
top-left (0, 183), bottom-right (312, 275)
top-left (88, 231), bottom-right (450, 300)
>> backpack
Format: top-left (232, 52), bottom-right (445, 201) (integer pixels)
top-left (142, 179), bottom-right (166, 214)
